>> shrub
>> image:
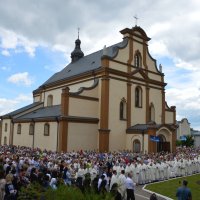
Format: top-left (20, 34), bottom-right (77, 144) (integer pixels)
top-left (18, 183), bottom-right (114, 200)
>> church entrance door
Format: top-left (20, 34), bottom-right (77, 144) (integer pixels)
top-left (133, 139), bottom-right (141, 153)
top-left (157, 134), bottom-right (170, 152)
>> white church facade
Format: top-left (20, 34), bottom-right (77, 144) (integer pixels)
top-left (0, 25), bottom-right (177, 153)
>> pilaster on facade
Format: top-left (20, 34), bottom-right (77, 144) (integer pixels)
top-left (9, 120), bottom-right (14, 145)
top-left (127, 37), bottom-right (133, 129)
top-left (99, 58), bottom-right (110, 152)
top-left (148, 128), bottom-right (157, 153)
top-left (146, 86), bottom-right (150, 123)
top-left (59, 87), bottom-right (69, 152)
top-left (162, 89), bottom-right (166, 124)
top-left (127, 82), bottom-right (132, 128)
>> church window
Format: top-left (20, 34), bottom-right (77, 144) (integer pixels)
top-left (44, 123), bottom-right (50, 136)
top-left (134, 51), bottom-right (142, 67)
top-left (4, 123), bottom-right (8, 132)
top-left (17, 124), bottom-right (21, 134)
top-left (120, 98), bottom-right (127, 120)
top-left (3, 136), bottom-right (7, 145)
top-left (135, 86), bottom-right (142, 107)
top-left (47, 95), bottom-right (53, 107)
top-left (133, 139), bottom-right (141, 153)
top-left (29, 123), bottom-right (34, 135)
top-left (149, 103), bottom-right (155, 121)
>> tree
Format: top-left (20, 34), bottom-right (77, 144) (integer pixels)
top-left (181, 135), bottom-right (194, 147)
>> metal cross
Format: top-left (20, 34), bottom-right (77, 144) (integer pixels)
top-left (78, 27), bottom-right (80, 39)
top-left (134, 15), bottom-right (138, 26)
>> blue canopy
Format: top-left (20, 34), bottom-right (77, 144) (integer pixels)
top-left (150, 135), bottom-right (160, 142)
top-left (180, 135), bottom-right (187, 141)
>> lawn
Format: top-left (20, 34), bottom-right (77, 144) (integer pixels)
top-left (144, 174), bottom-right (200, 200)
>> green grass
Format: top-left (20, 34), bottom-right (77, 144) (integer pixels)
top-left (145, 174), bottom-right (200, 200)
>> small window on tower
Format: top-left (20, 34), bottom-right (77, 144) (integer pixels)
top-left (4, 123), bottom-right (8, 132)
top-left (44, 123), bottom-right (50, 136)
top-left (119, 98), bottom-right (127, 120)
top-left (47, 95), bottom-right (53, 107)
top-left (17, 124), bottom-right (21, 134)
top-left (135, 86), bottom-right (142, 108)
top-left (134, 51), bottom-right (142, 67)
top-left (29, 123), bottom-right (34, 135)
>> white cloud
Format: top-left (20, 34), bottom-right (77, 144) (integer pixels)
top-left (7, 72), bottom-right (34, 86)
top-left (0, 28), bottom-right (37, 57)
top-left (149, 40), bottom-right (170, 58)
top-left (1, 66), bottom-right (10, 71)
top-left (0, 93), bottom-right (32, 116)
top-left (1, 49), bottom-right (10, 56)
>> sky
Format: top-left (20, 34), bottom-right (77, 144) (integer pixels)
top-left (0, 0), bottom-right (200, 129)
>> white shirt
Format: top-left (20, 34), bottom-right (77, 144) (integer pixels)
top-left (126, 177), bottom-right (135, 190)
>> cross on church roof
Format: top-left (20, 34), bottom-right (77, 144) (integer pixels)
top-left (77, 27), bottom-right (80, 39)
top-left (134, 15), bottom-right (138, 26)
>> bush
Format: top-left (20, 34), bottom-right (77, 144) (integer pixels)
top-left (18, 183), bottom-right (114, 200)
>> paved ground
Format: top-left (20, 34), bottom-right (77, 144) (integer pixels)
top-left (134, 185), bottom-right (167, 200)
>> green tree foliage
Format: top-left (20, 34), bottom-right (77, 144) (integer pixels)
top-left (182, 135), bottom-right (194, 147)
top-left (18, 184), bottom-right (114, 200)
top-left (176, 135), bottom-right (194, 147)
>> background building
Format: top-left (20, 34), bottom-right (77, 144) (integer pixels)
top-left (176, 118), bottom-right (191, 140)
top-left (0, 25), bottom-right (177, 153)
top-left (191, 128), bottom-right (200, 147)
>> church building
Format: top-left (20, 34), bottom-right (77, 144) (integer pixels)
top-left (0, 25), bottom-right (177, 153)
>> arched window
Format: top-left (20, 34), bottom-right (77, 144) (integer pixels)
top-left (135, 86), bottom-right (142, 108)
top-left (47, 95), bottom-right (53, 107)
top-left (133, 139), bottom-right (141, 153)
top-left (134, 50), bottom-right (142, 67)
top-left (44, 123), bottom-right (50, 136)
top-left (17, 124), bottom-right (21, 134)
top-left (29, 123), bottom-right (34, 135)
top-left (3, 136), bottom-right (7, 145)
top-left (149, 103), bottom-right (155, 121)
top-left (119, 98), bottom-right (127, 120)
top-left (4, 123), bottom-right (8, 132)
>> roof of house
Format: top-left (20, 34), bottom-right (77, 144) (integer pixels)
top-left (191, 129), bottom-right (200, 136)
top-left (14, 105), bottom-right (61, 120)
top-left (1, 102), bottom-right (43, 118)
top-left (126, 122), bottom-right (176, 133)
top-left (12, 105), bottom-right (99, 123)
top-left (35, 38), bottom-right (128, 90)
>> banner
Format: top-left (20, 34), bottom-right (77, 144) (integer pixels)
top-left (150, 135), bottom-right (160, 142)
top-left (180, 135), bottom-right (187, 141)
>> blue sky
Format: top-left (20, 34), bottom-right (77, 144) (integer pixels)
top-left (0, 0), bottom-right (200, 130)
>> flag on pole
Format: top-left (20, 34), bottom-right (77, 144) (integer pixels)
top-left (150, 135), bottom-right (160, 142)
top-left (180, 135), bottom-right (187, 141)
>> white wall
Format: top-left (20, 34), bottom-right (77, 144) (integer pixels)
top-left (149, 88), bottom-right (162, 124)
top-left (165, 111), bottom-right (174, 124)
top-left (126, 134), bottom-right (143, 151)
top-left (1, 119), bottom-right (11, 145)
top-left (109, 79), bottom-right (127, 150)
top-left (34, 122), bottom-right (58, 151)
top-left (131, 85), bottom-right (146, 125)
top-left (68, 123), bottom-right (98, 151)
top-left (13, 123), bottom-right (33, 147)
top-left (69, 98), bottom-right (98, 117)
top-left (13, 122), bottom-right (58, 151)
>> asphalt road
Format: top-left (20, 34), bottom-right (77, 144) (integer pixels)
top-left (134, 185), bottom-right (167, 200)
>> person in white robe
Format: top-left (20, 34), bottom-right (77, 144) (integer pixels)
top-left (131, 163), bottom-right (140, 185)
top-left (109, 170), bottom-right (118, 191)
top-left (118, 170), bottom-right (127, 199)
top-left (149, 162), bottom-right (156, 182)
top-left (139, 162), bottom-right (146, 184)
top-left (155, 161), bottom-right (160, 181)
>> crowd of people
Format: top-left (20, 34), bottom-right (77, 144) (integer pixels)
top-left (0, 145), bottom-right (199, 200)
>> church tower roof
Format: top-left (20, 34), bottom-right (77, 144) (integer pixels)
top-left (71, 30), bottom-right (84, 62)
